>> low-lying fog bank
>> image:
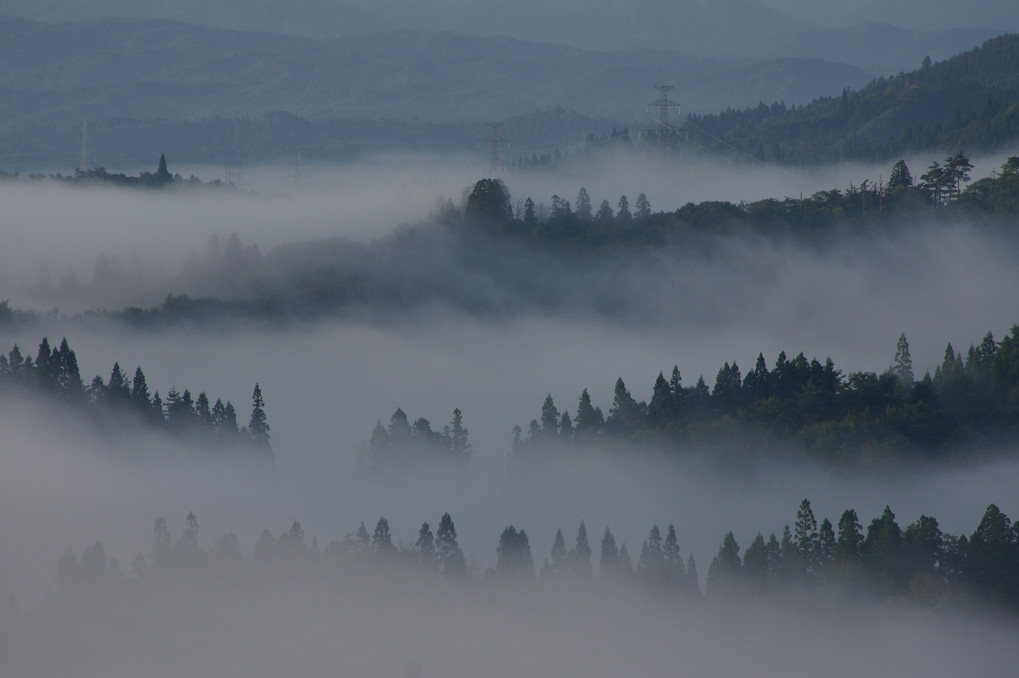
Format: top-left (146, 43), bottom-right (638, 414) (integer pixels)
top-left (4, 150), bottom-right (1014, 311)
top-left (3, 385), bottom-right (1018, 609)
top-left (3, 565), bottom-right (1016, 678)
top-left (4, 570), bottom-right (1015, 678)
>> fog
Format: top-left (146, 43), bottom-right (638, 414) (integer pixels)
top-left (2, 152), bottom-right (1018, 675)
top-left (3, 149), bottom-right (1016, 306)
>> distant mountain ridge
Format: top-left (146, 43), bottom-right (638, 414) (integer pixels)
top-left (0, 15), bottom-right (873, 129)
top-left (0, 0), bottom-right (1007, 73)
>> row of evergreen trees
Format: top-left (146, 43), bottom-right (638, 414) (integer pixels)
top-left (453, 155), bottom-right (1019, 249)
top-left (51, 501), bottom-right (1019, 612)
top-left (0, 337), bottom-right (271, 457)
top-left (512, 325), bottom-right (1019, 464)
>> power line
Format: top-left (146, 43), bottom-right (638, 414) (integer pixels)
top-left (476, 121), bottom-right (514, 176)
top-left (79, 120), bottom-right (88, 173)
top-left (639, 85), bottom-right (681, 160)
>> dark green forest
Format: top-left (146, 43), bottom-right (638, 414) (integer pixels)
top-left (0, 336), bottom-right (272, 458)
top-left (44, 499), bottom-right (1019, 614)
top-left (510, 326), bottom-right (1019, 467)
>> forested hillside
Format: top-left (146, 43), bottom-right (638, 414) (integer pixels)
top-left (685, 34), bottom-right (1019, 162)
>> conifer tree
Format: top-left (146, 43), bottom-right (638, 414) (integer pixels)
top-left (606, 377), bottom-right (643, 434)
top-left (539, 394), bottom-right (560, 440)
top-left (543, 528), bottom-right (567, 578)
top-left (107, 362), bottom-right (130, 406)
top-left (496, 526), bottom-right (534, 581)
top-left (130, 367), bottom-right (151, 416)
top-left (634, 193), bottom-right (651, 219)
top-left (576, 187), bottom-right (593, 221)
top-left (436, 512), bottom-right (467, 579)
top-left (372, 517), bottom-right (396, 557)
top-left (415, 522), bottom-right (436, 570)
top-left (685, 555), bottom-right (700, 595)
top-left (663, 524), bottom-right (685, 586)
top-left (567, 521), bottom-right (592, 577)
top-left (637, 524), bottom-right (665, 586)
top-left (794, 498), bottom-right (819, 574)
top-left (616, 195), bottom-right (631, 222)
top-left (34, 338), bottom-right (57, 393)
top-left (575, 388), bottom-right (604, 438)
top-left (248, 383), bottom-right (271, 453)
top-left (55, 338), bottom-right (82, 399)
top-left (618, 543), bottom-right (634, 578)
top-left (195, 392), bottom-right (213, 428)
top-left (707, 532), bottom-right (742, 596)
top-left (600, 527), bottom-right (619, 576)
top-left (742, 534), bottom-right (770, 593)
top-left (446, 408), bottom-right (471, 464)
top-left (892, 333), bottom-right (914, 391)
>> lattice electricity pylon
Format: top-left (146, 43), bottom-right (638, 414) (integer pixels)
top-left (639, 85), bottom-right (682, 160)
top-left (79, 120), bottom-right (88, 173)
top-left (476, 121), bottom-right (514, 175)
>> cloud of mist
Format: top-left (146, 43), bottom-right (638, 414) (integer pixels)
top-left (3, 150), bottom-right (1019, 676)
top-left (3, 399), bottom-right (1018, 678)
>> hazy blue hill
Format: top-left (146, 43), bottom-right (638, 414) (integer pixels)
top-left (0, 0), bottom-right (387, 37)
top-left (0, 16), bottom-right (872, 129)
top-left (749, 22), bottom-right (999, 74)
top-left (1, 0), bottom-right (1010, 75)
top-left (762, 0), bottom-right (1019, 33)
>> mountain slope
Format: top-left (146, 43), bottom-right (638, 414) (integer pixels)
top-left (685, 33), bottom-right (1019, 162)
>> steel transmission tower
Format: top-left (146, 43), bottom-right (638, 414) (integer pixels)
top-left (640, 85), bottom-right (681, 160)
top-left (477, 121), bottom-right (513, 175)
top-left (80, 120), bottom-right (88, 173)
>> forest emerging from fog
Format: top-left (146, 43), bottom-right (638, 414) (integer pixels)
top-left (3, 6), bottom-right (1019, 678)
top-left (5, 153), bottom-right (1019, 471)
top-left (35, 495), bottom-right (1019, 611)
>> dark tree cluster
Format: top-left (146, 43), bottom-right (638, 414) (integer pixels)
top-left (357, 407), bottom-right (471, 471)
top-left (49, 501), bottom-right (1019, 614)
top-left (453, 155), bottom-right (1019, 254)
top-left (0, 337), bottom-right (272, 458)
top-left (2, 154), bottom-right (215, 190)
top-left (513, 325), bottom-right (1019, 466)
